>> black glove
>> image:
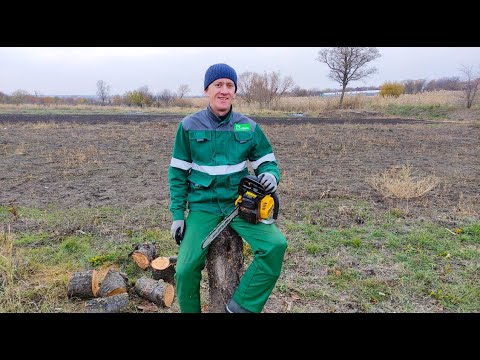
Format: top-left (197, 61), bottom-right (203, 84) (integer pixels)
top-left (258, 173), bottom-right (277, 193)
top-left (171, 220), bottom-right (185, 245)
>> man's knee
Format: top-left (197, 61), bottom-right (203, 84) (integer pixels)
top-left (175, 262), bottom-right (193, 282)
top-left (270, 234), bottom-right (288, 257)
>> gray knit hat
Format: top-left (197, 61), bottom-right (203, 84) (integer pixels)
top-left (204, 63), bottom-right (237, 93)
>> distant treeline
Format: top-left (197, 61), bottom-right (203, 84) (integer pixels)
top-left (0, 76), bottom-right (466, 107)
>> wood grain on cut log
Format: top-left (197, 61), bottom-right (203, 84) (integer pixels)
top-left (135, 276), bottom-right (175, 307)
top-left (151, 256), bottom-right (177, 284)
top-left (85, 292), bottom-right (129, 313)
top-left (67, 269), bottom-right (99, 299)
top-left (97, 269), bottom-right (128, 297)
top-left (131, 243), bottom-right (156, 269)
top-left (206, 226), bottom-right (244, 313)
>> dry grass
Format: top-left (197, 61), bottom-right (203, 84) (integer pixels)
top-left (367, 164), bottom-right (440, 199)
top-left (232, 90), bottom-right (467, 115)
top-left (57, 145), bottom-right (102, 167)
top-left (368, 90), bottom-right (464, 108)
top-left (0, 103), bottom-right (204, 115)
top-left (2, 90), bottom-right (472, 118)
top-left (0, 225), bottom-right (22, 311)
top-left (1, 143), bottom-right (28, 156)
top-left (455, 193), bottom-right (479, 217)
top-left (31, 122), bottom-right (59, 130)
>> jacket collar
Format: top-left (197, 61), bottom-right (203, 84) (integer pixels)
top-left (207, 104), bottom-right (233, 124)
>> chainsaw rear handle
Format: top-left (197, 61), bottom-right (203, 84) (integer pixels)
top-left (272, 191), bottom-right (279, 220)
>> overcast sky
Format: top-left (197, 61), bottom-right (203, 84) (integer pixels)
top-left (1, 47), bottom-right (479, 96)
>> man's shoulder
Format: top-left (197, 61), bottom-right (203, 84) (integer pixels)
top-left (182, 109), bottom-right (206, 122)
top-left (181, 109), bottom-right (209, 129)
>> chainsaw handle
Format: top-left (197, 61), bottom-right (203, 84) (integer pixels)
top-left (272, 191), bottom-right (279, 220)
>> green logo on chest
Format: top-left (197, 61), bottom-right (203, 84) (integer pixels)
top-left (234, 123), bottom-right (251, 132)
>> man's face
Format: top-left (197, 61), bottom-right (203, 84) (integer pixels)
top-left (205, 78), bottom-right (236, 116)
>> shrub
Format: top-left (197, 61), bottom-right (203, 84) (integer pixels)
top-left (379, 82), bottom-right (405, 98)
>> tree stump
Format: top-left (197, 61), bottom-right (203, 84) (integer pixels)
top-left (134, 276), bottom-right (175, 307)
top-left (131, 243), bottom-right (156, 270)
top-left (151, 256), bottom-right (177, 284)
top-left (67, 269), bottom-right (99, 299)
top-left (97, 269), bottom-right (128, 297)
top-left (85, 293), bottom-right (129, 313)
top-left (206, 226), bottom-right (244, 313)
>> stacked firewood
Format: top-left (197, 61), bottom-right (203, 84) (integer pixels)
top-left (67, 243), bottom-right (177, 313)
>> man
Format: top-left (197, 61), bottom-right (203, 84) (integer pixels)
top-left (168, 63), bottom-right (287, 313)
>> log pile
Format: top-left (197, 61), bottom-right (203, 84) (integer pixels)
top-left (151, 256), bottom-right (177, 284)
top-left (68, 268), bottom-right (131, 313)
top-left (134, 276), bottom-right (175, 307)
top-left (67, 269), bottom-right (99, 299)
top-left (97, 269), bottom-right (128, 297)
top-left (130, 243), bottom-right (157, 270)
top-left (67, 243), bottom-right (178, 313)
top-left (85, 293), bottom-right (129, 313)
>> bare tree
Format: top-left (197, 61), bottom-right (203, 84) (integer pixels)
top-left (402, 79), bottom-right (427, 94)
top-left (459, 64), bottom-right (480, 109)
top-left (177, 84), bottom-right (190, 99)
top-left (238, 71), bottom-right (256, 104)
top-left (96, 80), bottom-right (111, 106)
top-left (316, 47), bottom-right (381, 108)
top-left (424, 77), bottom-right (463, 92)
top-left (155, 89), bottom-right (176, 107)
top-left (11, 89), bottom-right (30, 105)
top-left (138, 85), bottom-right (154, 107)
top-left (238, 71), bottom-right (295, 108)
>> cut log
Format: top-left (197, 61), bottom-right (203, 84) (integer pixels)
top-left (134, 276), bottom-right (175, 307)
top-left (131, 243), bottom-right (157, 269)
top-left (97, 269), bottom-right (128, 297)
top-left (151, 256), bottom-right (177, 284)
top-left (206, 226), bottom-right (244, 313)
top-left (67, 269), bottom-right (99, 299)
top-left (85, 293), bottom-right (129, 313)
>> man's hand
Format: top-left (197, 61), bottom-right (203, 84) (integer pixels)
top-left (171, 220), bottom-right (185, 245)
top-left (258, 173), bottom-right (277, 193)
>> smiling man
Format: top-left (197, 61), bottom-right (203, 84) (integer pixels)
top-left (168, 63), bottom-right (287, 313)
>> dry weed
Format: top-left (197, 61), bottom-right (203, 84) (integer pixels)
top-left (58, 145), bottom-right (102, 167)
top-left (31, 122), bottom-right (58, 130)
top-left (367, 164), bottom-right (440, 199)
top-left (455, 193), bottom-right (479, 217)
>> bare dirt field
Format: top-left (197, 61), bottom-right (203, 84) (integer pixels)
top-left (1, 114), bottom-right (479, 312)
top-left (1, 114), bottom-right (478, 221)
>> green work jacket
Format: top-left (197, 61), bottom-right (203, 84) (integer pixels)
top-left (168, 105), bottom-right (280, 220)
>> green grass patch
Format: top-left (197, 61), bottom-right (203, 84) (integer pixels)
top-left (385, 104), bottom-right (457, 120)
top-left (2, 201), bottom-right (479, 313)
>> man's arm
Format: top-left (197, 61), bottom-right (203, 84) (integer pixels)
top-left (250, 124), bottom-right (280, 184)
top-left (168, 122), bottom-right (191, 221)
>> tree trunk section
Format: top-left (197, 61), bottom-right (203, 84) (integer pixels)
top-left (131, 243), bottom-right (156, 270)
top-left (85, 293), bottom-right (129, 313)
top-left (67, 269), bottom-right (99, 299)
top-left (134, 276), bottom-right (175, 307)
top-left (151, 256), bottom-right (177, 284)
top-left (97, 269), bottom-right (128, 297)
top-left (206, 226), bottom-right (244, 313)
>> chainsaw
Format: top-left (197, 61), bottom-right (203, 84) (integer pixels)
top-left (201, 175), bottom-right (279, 249)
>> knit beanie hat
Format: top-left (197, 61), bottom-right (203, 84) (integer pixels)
top-left (204, 63), bottom-right (238, 93)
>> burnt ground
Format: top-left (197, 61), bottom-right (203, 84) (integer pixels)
top-left (1, 114), bottom-right (479, 312)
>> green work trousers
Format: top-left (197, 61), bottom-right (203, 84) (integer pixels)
top-left (175, 210), bottom-right (288, 313)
